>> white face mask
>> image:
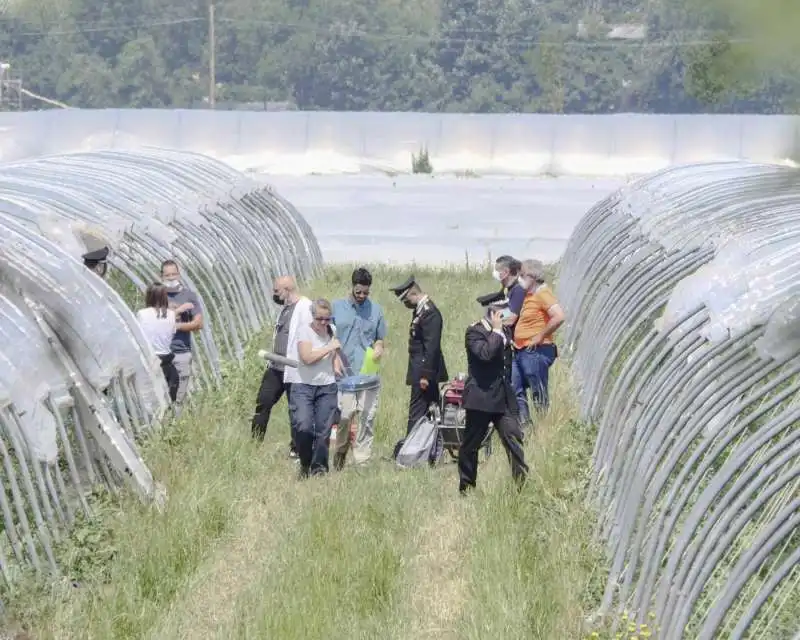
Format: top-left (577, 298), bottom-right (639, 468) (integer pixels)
top-left (487, 308), bottom-right (512, 322)
top-left (164, 279), bottom-right (180, 290)
top-left (492, 269), bottom-right (503, 282)
top-left (518, 275), bottom-right (533, 289)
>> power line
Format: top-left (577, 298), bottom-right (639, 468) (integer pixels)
top-left (219, 19), bottom-right (750, 49)
top-left (0, 13), bottom-right (746, 50)
top-left (6, 17), bottom-right (203, 38)
top-left (0, 13), bottom-right (199, 26)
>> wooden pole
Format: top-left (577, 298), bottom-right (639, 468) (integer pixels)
top-left (208, 2), bottom-right (216, 109)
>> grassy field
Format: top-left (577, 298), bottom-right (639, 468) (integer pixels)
top-left (5, 264), bottom-right (604, 640)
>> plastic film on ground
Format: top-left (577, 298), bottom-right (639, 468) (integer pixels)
top-left (0, 148), bottom-right (323, 589)
top-left (559, 160), bottom-right (800, 639)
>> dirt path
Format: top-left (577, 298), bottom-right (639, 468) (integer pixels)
top-left (399, 458), bottom-right (502, 640)
top-left (406, 500), bottom-right (472, 638)
top-left (147, 469), bottom-right (304, 639)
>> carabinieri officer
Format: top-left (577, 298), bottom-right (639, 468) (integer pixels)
top-left (389, 275), bottom-right (448, 457)
top-left (82, 246), bottom-right (110, 279)
top-left (459, 291), bottom-right (528, 493)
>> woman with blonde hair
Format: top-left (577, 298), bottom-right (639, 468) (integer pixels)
top-left (292, 298), bottom-right (344, 477)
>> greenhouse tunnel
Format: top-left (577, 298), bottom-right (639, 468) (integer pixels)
top-left (559, 161), bottom-right (800, 639)
top-left (0, 148), bottom-right (323, 588)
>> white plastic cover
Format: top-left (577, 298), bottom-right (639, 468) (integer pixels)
top-left (661, 230), bottom-right (800, 344)
top-left (754, 295), bottom-right (800, 363)
top-left (0, 292), bottom-right (69, 462)
top-left (0, 147), bottom-right (324, 572)
top-left (558, 159), bottom-right (800, 637)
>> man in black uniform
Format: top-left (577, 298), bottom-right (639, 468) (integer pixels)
top-left (82, 246), bottom-right (110, 278)
top-left (389, 275), bottom-right (448, 457)
top-left (459, 291), bottom-right (528, 494)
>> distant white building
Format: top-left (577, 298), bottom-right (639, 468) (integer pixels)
top-left (576, 20), bottom-right (648, 41)
top-left (606, 24), bottom-right (648, 40)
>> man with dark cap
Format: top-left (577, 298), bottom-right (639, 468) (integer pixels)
top-left (459, 291), bottom-right (528, 494)
top-left (82, 246), bottom-right (110, 278)
top-left (389, 275), bottom-right (448, 458)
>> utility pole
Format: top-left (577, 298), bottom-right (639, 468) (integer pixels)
top-left (0, 63), bottom-right (8, 108)
top-left (208, 2), bottom-right (216, 109)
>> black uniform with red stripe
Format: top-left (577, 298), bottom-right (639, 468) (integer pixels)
top-left (404, 296), bottom-right (449, 435)
top-left (458, 303), bottom-right (528, 493)
top-left (389, 275), bottom-right (449, 460)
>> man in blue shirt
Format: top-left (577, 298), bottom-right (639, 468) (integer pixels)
top-left (493, 255), bottom-right (525, 330)
top-left (162, 259), bottom-right (204, 413)
top-left (331, 267), bottom-right (387, 468)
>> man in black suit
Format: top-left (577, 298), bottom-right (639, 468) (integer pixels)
top-left (389, 275), bottom-right (449, 457)
top-left (459, 291), bottom-right (528, 493)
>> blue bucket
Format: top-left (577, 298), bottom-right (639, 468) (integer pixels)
top-left (337, 374), bottom-right (381, 393)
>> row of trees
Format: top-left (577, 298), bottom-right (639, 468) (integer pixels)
top-left (0, 0), bottom-right (797, 112)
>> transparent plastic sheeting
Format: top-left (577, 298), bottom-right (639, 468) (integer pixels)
top-left (0, 110), bottom-right (798, 176)
top-left (0, 149), bottom-right (323, 586)
top-left (559, 161), bottom-right (800, 639)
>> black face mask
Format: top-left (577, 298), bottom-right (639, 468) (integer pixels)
top-left (272, 294), bottom-right (285, 306)
top-left (403, 300), bottom-right (415, 310)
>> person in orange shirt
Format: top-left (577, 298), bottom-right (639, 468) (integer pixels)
top-left (512, 259), bottom-right (566, 424)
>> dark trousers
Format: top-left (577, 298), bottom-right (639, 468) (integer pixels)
top-left (251, 366), bottom-right (294, 449)
top-left (406, 383), bottom-right (441, 435)
top-left (512, 344), bottom-right (558, 423)
top-left (158, 353), bottom-right (180, 403)
top-left (458, 409), bottom-right (528, 493)
top-left (290, 382), bottom-right (339, 477)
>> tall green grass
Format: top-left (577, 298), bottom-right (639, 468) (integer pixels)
top-left (3, 265), bottom-right (604, 640)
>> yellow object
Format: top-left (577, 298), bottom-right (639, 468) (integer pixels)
top-left (360, 347), bottom-right (381, 374)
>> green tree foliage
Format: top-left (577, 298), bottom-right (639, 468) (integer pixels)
top-left (680, 0), bottom-right (800, 109)
top-left (0, 0), bottom-right (797, 112)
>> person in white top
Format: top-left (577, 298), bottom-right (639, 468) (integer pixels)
top-left (262, 275), bottom-right (313, 459)
top-left (292, 298), bottom-right (344, 477)
top-left (136, 282), bottom-right (192, 403)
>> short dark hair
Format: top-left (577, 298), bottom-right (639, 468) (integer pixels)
top-left (352, 267), bottom-right (372, 287)
top-left (495, 255), bottom-right (521, 276)
top-left (161, 259), bottom-right (179, 274)
top-left (145, 282), bottom-right (169, 318)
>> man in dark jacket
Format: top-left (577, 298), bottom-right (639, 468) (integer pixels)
top-left (389, 275), bottom-right (448, 456)
top-left (459, 291), bottom-right (528, 493)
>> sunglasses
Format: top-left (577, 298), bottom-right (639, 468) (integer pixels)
top-left (315, 316), bottom-right (332, 323)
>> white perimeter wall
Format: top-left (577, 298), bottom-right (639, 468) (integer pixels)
top-left (0, 110), bottom-right (798, 176)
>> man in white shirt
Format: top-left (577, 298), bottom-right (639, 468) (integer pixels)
top-left (274, 276), bottom-right (313, 458)
top-left (252, 276), bottom-right (310, 457)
